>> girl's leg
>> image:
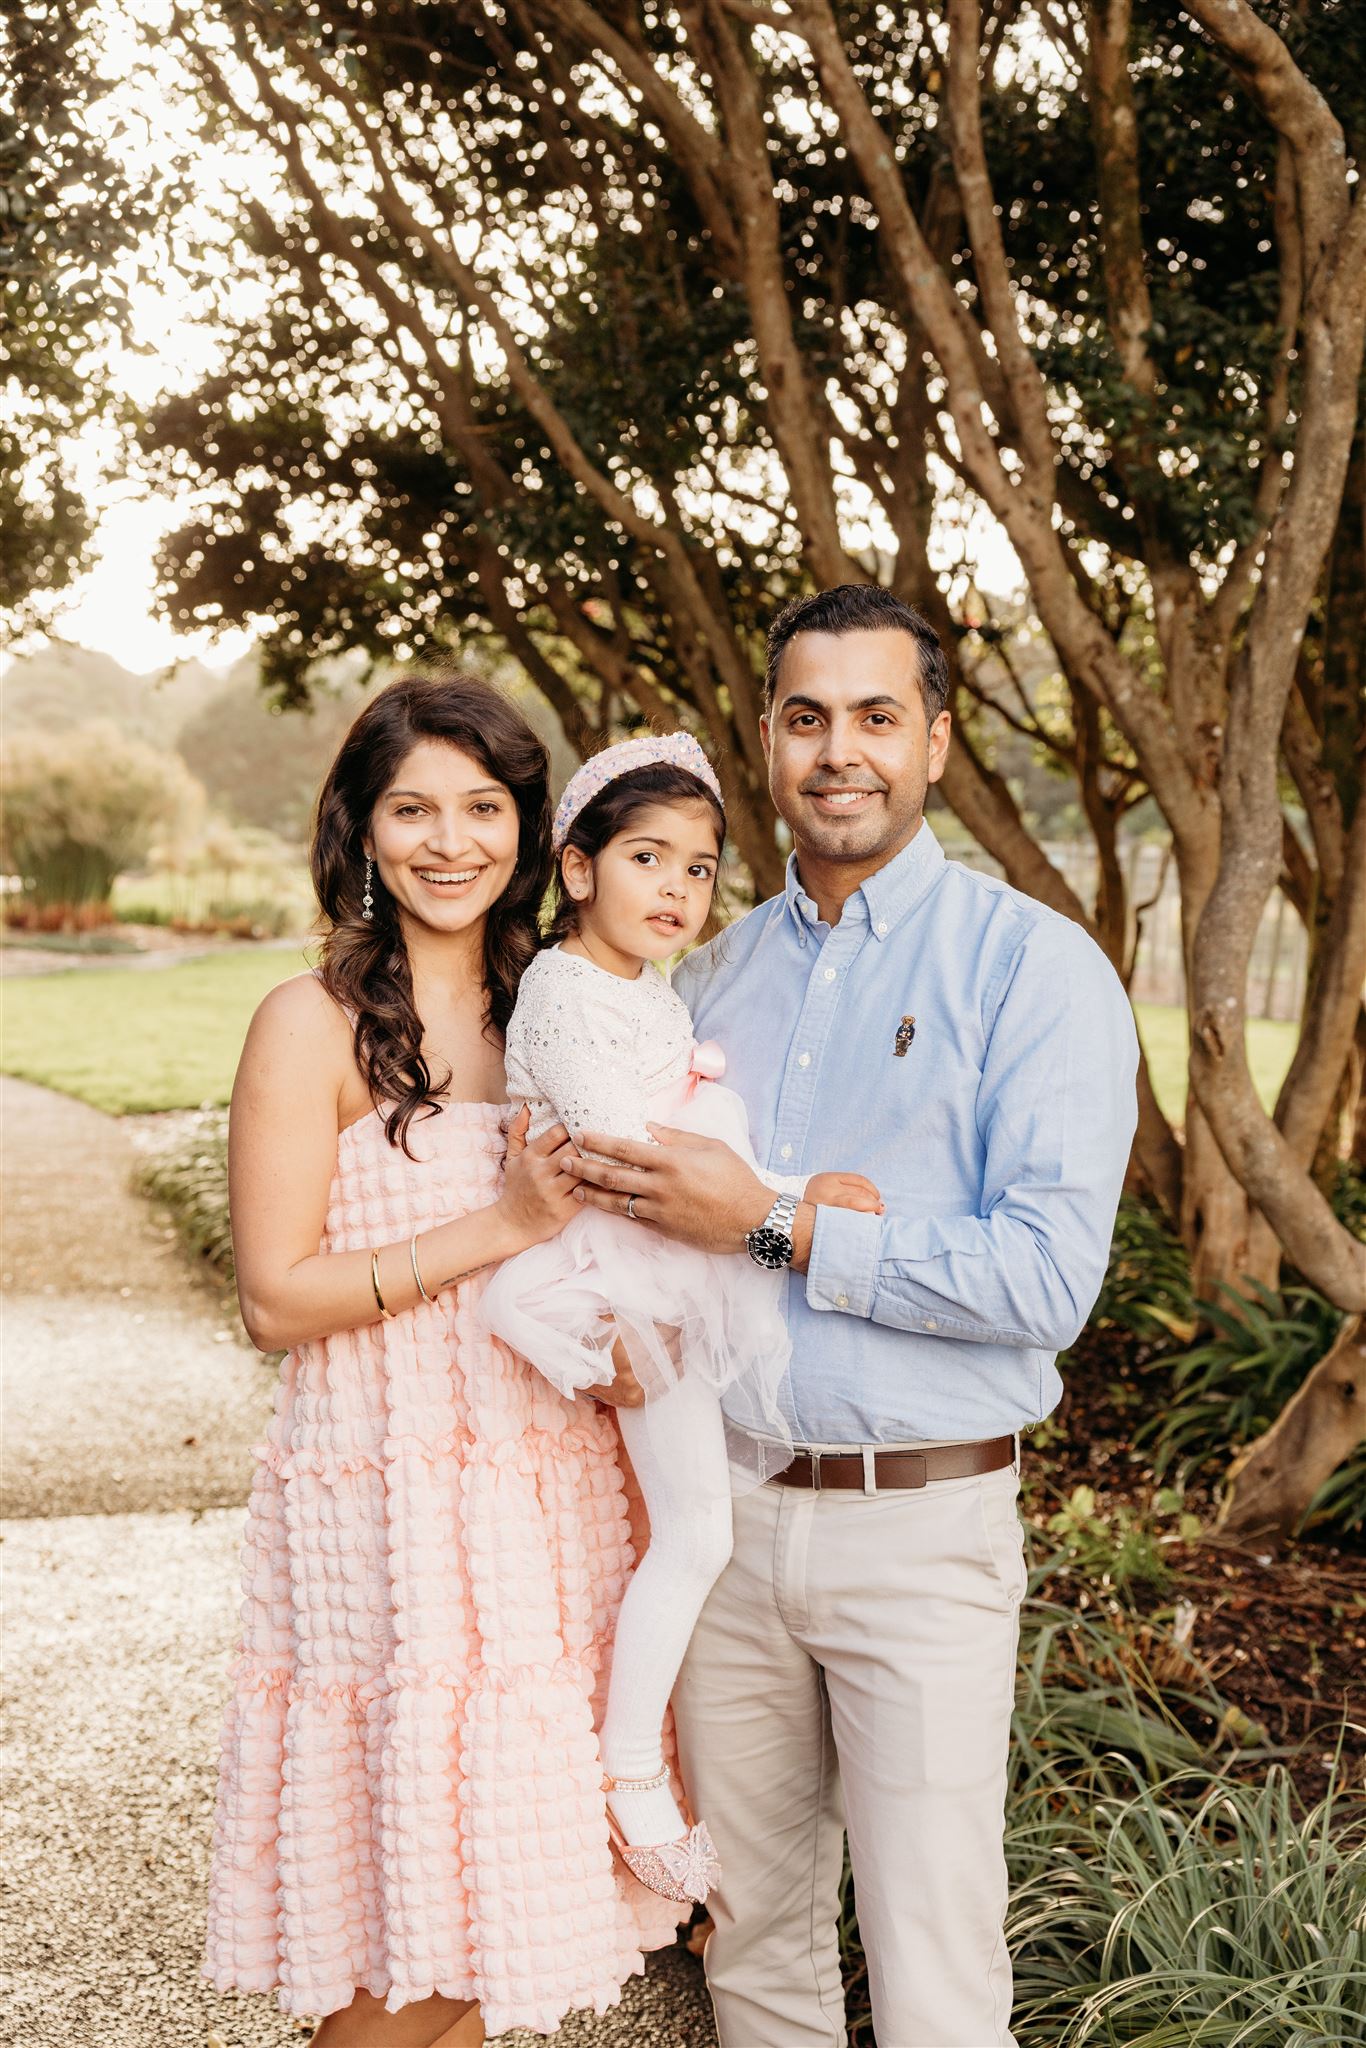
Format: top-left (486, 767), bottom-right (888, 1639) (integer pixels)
top-left (605, 1376), bottom-right (734, 1846)
top-left (312, 1990), bottom-right (483, 2048)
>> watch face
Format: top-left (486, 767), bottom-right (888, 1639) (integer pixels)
top-left (746, 1226), bottom-right (793, 1270)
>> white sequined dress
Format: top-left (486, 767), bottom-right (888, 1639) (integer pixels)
top-left (480, 947), bottom-right (801, 1486)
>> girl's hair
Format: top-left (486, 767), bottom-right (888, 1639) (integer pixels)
top-left (311, 663), bottom-right (552, 1152)
top-left (544, 761), bottom-right (727, 948)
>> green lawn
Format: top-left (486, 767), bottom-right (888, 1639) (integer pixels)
top-left (1134, 1002), bottom-right (1295, 1126)
top-left (1, 946), bottom-right (1298, 1122)
top-left (1, 948), bottom-right (312, 1113)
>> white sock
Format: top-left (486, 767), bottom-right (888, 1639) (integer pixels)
top-left (603, 1769), bottom-right (686, 1849)
top-left (602, 1380), bottom-right (734, 1848)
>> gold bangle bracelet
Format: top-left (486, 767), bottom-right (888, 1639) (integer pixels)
top-left (410, 1232), bottom-right (434, 1304)
top-left (371, 1248), bottom-right (394, 1320)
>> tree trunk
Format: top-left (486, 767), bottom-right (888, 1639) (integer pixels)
top-left (1351, 1007), bottom-right (1366, 1172)
top-left (1311, 1003), bottom-right (1365, 1189)
top-left (1182, 1102), bottom-right (1275, 1298)
top-left (1216, 1317), bottom-right (1366, 1542)
top-left (718, 778), bottom-right (786, 902)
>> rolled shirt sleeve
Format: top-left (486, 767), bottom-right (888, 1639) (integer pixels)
top-left (805, 917), bottom-right (1139, 1348)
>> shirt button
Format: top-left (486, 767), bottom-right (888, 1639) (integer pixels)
top-left (822, 967), bottom-right (836, 982)
top-left (925, 1318), bottom-right (938, 1330)
top-left (797, 1052), bottom-right (811, 1068)
top-left (780, 1143), bottom-right (793, 1160)
top-left (876, 919), bottom-right (889, 935)
top-left (835, 1292), bottom-right (849, 1308)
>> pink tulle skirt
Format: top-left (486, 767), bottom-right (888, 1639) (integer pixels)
top-left (480, 1072), bottom-right (793, 1492)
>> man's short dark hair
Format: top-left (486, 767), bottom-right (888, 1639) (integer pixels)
top-left (764, 584), bottom-right (950, 722)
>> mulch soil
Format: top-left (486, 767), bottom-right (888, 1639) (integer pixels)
top-left (1026, 1328), bottom-right (1366, 1798)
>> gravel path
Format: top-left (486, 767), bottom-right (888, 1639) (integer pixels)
top-left (2, 1076), bottom-right (273, 1518)
top-left (1, 1076), bottom-right (713, 2047)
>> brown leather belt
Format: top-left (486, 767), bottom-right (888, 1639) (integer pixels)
top-left (772, 1435), bottom-right (1015, 1492)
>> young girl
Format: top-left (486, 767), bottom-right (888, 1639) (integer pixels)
top-left (479, 732), bottom-right (880, 1906)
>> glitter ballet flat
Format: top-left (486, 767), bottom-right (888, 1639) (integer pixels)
top-left (603, 1771), bottom-right (722, 1905)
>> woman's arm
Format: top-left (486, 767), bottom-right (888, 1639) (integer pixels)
top-left (229, 975), bottom-right (579, 1352)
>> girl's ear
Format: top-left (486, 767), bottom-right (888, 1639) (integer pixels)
top-left (561, 845), bottom-right (593, 902)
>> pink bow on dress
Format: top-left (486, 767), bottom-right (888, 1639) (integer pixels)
top-left (684, 1039), bottom-right (727, 1095)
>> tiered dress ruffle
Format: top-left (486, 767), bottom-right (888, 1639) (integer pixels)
top-left (204, 1100), bottom-right (684, 2032)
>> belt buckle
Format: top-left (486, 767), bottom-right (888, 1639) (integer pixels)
top-left (809, 1450), bottom-right (822, 1494)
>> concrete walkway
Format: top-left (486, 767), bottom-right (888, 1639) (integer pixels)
top-left (0, 1077), bottom-right (712, 2047)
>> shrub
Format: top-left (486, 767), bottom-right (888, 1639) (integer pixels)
top-left (204, 897), bottom-right (294, 938)
top-left (1009, 1761), bottom-right (1365, 2045)
top-left (1138, 1284), bottom-right (1366, 1532)
top-left (1081, 1199), bottom-right (1364, 1537)
top-left (1090, 1196), bottom-right (1196, 1346)
top-left (1035, 1484), bottom-right (1203, 1595)
top-left (843, 1602), bottom-right (1362, 2047)
top-left (133, 1109), bottom-right (233, 1285)
top-left (114, 826), bottom-right (314, 937)
top-left (1328, 1163), bottom-right (1366, 1243)
top-left (1, 723), bottom-right (203, 909)
top-left (5, 899), bottom-right (115, 933)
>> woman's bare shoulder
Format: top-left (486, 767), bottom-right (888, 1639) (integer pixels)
top-left (250, 967), bottom-right (350, 1035)
top-left (233, 971), bottom-right (372, 1137)
top-left (241, 971), bottom-right (355, 1090)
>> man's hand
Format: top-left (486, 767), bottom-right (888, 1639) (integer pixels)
top-left (566, 1126), bottom-right (773, 1253)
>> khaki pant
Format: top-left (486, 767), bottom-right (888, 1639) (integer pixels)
top-left (672, 1462), bottom-right (1025, 2048)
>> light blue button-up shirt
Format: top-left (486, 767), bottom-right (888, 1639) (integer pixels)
top-left (672, 824), bottom-right (1139, 1445)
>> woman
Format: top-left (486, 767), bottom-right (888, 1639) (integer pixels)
top-left (205, 668), bottom-right (683, 2046)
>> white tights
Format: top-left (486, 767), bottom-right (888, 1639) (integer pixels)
top-left (601, 1375), bottom-right (734, 1845)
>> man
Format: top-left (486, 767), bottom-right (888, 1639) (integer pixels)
top-left (567, 584), bottom-right (1138, 2048)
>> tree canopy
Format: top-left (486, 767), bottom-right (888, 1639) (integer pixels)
top-left (0, 1), bottom-right (161, 620)
top-left (135, 0), bottom-right (1365, 1317)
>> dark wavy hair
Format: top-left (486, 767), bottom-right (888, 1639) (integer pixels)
top-left (311, 665), bottom-right (552, 1152)
top-left (765, 582), bottom-right (950, 721)
top-left (544, 761), bottom-right (727, 948)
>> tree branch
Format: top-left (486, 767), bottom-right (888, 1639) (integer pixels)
top-left (791, 0), bottom-right (1198, 822)
top-left (693, 0), bottom-right (858, 583)
top-left (1273, 793), bottom-right (1366, 1169)
top-left (943, 0), bottom-right (1055, 478)
top-left (530, 0), bottom-right (742, 270)
top-left (1181, 0), bottom-right (1354, 268)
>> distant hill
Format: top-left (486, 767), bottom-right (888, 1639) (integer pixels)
top-left (3, 639), bottom-right (580, 842)
top-left (177, 673), bottom-right (372, 838)
top-left (2, 641), bottom-right (230, 746)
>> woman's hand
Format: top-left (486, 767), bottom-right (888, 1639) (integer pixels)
top-left (805, 1170), bottom-right (885, 1215)
top-left (498, 1107), bottom-right (583, 1249)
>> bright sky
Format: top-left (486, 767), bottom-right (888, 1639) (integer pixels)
top-left (16, 1), bottom-right (252, 672)
top-left (30, 0), bottom-right (1024, 677)
top-left (46, 480), bottom-right (255, 675)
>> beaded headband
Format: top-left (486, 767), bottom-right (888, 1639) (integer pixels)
top-left (551, 732), bottom-right (724, 854)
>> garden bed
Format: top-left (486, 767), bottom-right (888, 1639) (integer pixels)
top-left (1024, 1275), bottom-right (1366, 1799)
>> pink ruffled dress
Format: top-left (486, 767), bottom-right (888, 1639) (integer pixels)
top-left (203, 1099), bottom-right (684, 2032)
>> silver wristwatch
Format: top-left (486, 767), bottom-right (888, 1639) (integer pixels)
top-left (745, 1191), bottom-right (799, 1270)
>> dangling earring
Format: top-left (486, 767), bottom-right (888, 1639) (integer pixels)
top-left (362, 856), bottom-right (374, 921)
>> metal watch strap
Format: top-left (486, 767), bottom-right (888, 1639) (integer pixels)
top-left (746, 1191), bottom-right (799, 1269)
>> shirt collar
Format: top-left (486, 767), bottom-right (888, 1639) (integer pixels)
top-left (782, 823), bottom-right (946, 943)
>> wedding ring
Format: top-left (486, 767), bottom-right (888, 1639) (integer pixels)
top-left (626, 1194), bottom-right (639, 1220)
